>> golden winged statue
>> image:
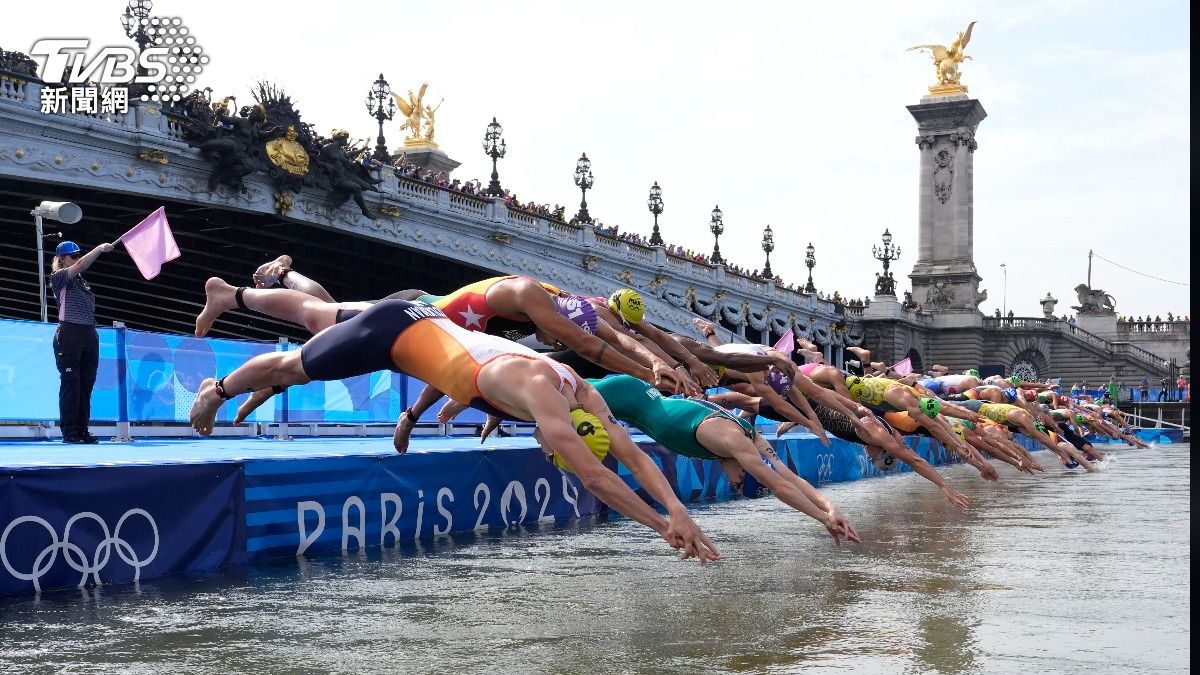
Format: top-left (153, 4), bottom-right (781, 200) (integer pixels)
top-left (389, 82), bottom-right (439, 148)
top-left (908, 21), bottom-right (976, 94)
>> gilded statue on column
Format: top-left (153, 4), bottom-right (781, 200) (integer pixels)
top-left (389, 82), bottom-right (443, 148)
top-left (908, 21), bottom-right (976, 96)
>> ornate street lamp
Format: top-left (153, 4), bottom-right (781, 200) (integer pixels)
top-left (872, 228), bottom-right (902, 295)
top-left (804, 242), bottom-right (817, 293)
top-left (573, 153), bottom-right (594, 224)
top-left (647, 181), bottom-right (664, 246)
top-left (482, 117), bottom-right (507, 197)
top-left (709, 205), bottom-right (724, 265)
top-left (120, 0), bottom-right (154, 50)
top-left (761, 225), bottom-right (775, 279)
top-left (365, 73), bottom-right (397, 163)
top-left (120, 0), bottom-right (154, 97)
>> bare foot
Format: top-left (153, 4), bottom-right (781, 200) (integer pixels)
top-left (436, 400), bottom-right (467, 424)
top-left (190, 378), bottom-right (223, 435)
top-left (253, 255), bottom-right (292, 288)
top-left (480, 415), bottom-right (501, 443)
top-left (234, 388), bottom-right (275, 424)
top-left (393, 409), bottom-right (416, 454)
top-left (195, 277), bottom-right (237, 337)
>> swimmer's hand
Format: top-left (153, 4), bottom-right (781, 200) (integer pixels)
top-left (941, 486), bottom-right (970, 510)
top-left (651, 362), bottom-right (686, 396)
top-left (770, 354), bottom-right (798, 379)
top-left (664, 511), bottom-right (720, 565)
top-left (823, 509), bottom-right (861, 547)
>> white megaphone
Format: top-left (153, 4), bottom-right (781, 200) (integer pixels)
top-left (31, 201), bottom-right (82, 224)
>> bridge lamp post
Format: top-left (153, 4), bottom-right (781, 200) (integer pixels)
top-left (647, 181), bottom-right (664, 246)
top-left (31, 201), bottom-right (83, 323)
top-left (761, 224), bottom-right (775, 280)
top-left (120, 0), bottom-right (154, 97)
top-left (1000, 262), bottom-right (1007, 316)
top-left (365, 73), bottom-right (397, 163)
top-left (804, 242), bottom-right (817, 293)
top-left (573, 153), bottom-right (594, 224)
top-left (709, 205), bottom-right (724, 265)
top-left (872, 228), bottom-right (901, 296)
top-left (482, 117), bottom-right (507, 197)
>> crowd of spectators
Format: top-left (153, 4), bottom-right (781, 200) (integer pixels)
top-left (1118, 314), bottom-right (1190, 332)
top-left (376, 152), bottom-right (862, 302)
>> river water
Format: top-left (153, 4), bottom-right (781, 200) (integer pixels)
top-left (0, 444), bottom-right (1189, 674)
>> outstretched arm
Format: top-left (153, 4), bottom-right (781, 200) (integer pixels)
top-left (751, 436), bottom-right (860, 545)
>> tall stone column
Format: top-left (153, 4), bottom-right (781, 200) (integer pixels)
top-left (907, 96), bottom-right (988, 327)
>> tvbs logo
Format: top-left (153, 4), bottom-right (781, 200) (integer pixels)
top-left (30, 16), bottom-right (207, 114)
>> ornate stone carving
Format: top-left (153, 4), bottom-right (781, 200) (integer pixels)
top-left (914, 135), bottom-right (935, 150)
top-left (925, 280), bottom-right (953, 308)
top-left (273, 191), bottom-right (295, 216)
top-left (933, 148), bottom-right (954, 204)
top-left (1072, 284), bottom-right (1116, 315)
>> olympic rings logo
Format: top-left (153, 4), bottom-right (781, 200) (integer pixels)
top-left (816, 454), bottom-right (835, 483)
top-left (1, 509), bottom-right (159, 592)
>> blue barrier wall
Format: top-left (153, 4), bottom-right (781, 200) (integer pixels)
top-left (0, 318), bottom-right (491, 426)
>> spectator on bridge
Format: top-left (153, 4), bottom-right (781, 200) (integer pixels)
top-left (1159, 377), bottom-right (1169, 402)
top-left (1140, 376), bottom-right (1150, 402)
top-left (50, 239), bottom-right (117, 444)
top-left (994, 308), bottom-right (1001, 318)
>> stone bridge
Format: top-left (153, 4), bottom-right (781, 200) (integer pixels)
top-left (0, 70), bottom-right (861, 357)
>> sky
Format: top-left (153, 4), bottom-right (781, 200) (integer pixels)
top-left (2, 0), bottom-right (1190, 318)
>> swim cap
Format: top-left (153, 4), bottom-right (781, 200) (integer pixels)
top-left (551, 408), bottom-right (611, 472)
top-left (710, 364), bottom-right (727, 380)
top-left (967, 369), bottom-right (980, 378)
top-left (849, 382), bottom-right (867, 402)
top-left (919, 397), bottom-right (942, 418)
top-left (607, 289), bottom-right (645, 326)
top-left (846, 375), bottom-right (863, 388)
top-left (1034, 421), bottom-right (1047, 433)
top-left (766, 369), bottom-right (792, 395)
top-left (951, 424), bottom-right (966, 441)
top-left (872, 449), bottom-right (899, 472)
top-left (1009, 375), bottom-right (1021, 387)
top-left (55, 241), bottom-right (81, 257)
top-left (1074, 413), bottom-right (1086, 425)
top-left (1065, 458), bottom-right (1080, 469)
top-left (552, 294), bottom-right (599, 335)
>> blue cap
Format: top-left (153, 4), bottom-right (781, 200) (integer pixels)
top-left (55, 241), bottom-right (81, 257)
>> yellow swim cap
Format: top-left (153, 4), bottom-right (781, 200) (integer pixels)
top-left (710, 364), bottom-right (727, 380)
top-left (607, 289), bottom-right (645, 326)
top-left (552, 408), bottom-right (611, 472)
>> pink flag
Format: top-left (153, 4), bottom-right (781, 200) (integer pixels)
top-left (120, 207), bottom-right (180, 280)
top-left (773, 328), bottom-right (795, 353)
top-left (892, 357), bottom-right (913, 377)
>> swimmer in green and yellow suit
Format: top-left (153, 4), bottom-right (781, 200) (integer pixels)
top-left (834, 375), bottom-right (999, 481)
top-left (547, 375), bottom-right (861, 547)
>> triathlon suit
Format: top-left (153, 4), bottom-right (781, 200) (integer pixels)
top-left (798, 362), bottom-right (822, 378)
top-left (416, 276), bottom-right (564, 341)
top-left (589, 375), bottom-right (755, 459)
top-left (882, 411), bottom-right (934, 437)
top-left (302, 300), bottom-right (577, 419)
top-left (978, 402), bottom-right (1022, 428)
top-left (917, 378), bottom-right (945, 395)
top-left (929, 375), bottom-right (973, 395)
top-left (1046, 409), bottom-right (1092, 450)
top-left (847, 377), bottom-right (913, 414)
